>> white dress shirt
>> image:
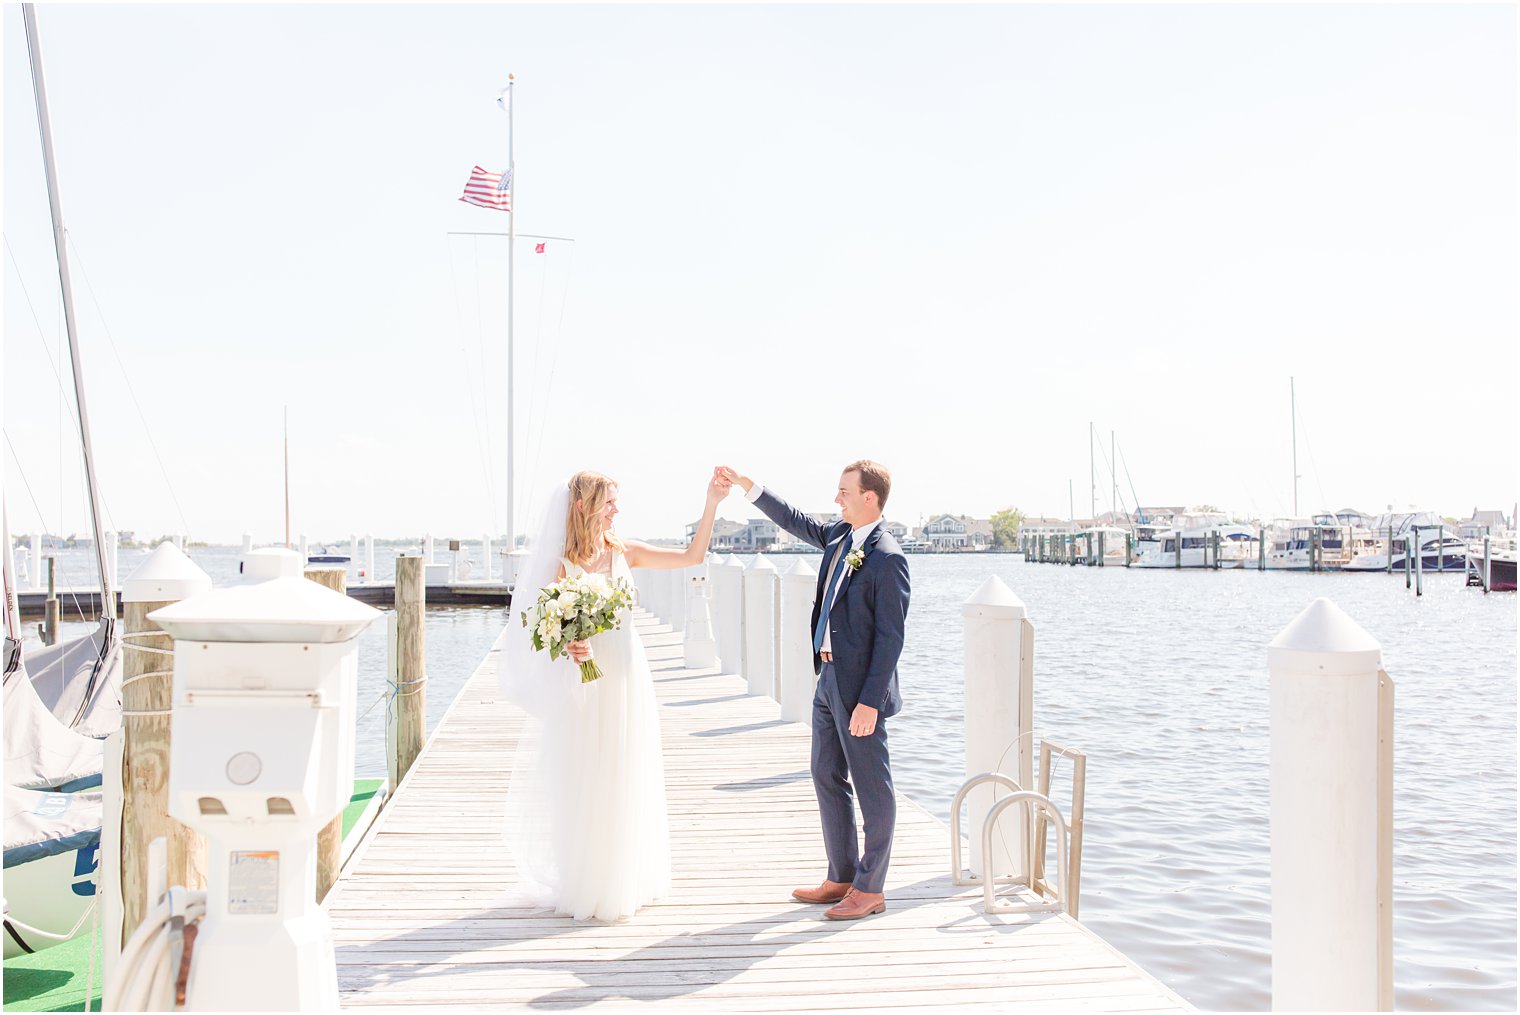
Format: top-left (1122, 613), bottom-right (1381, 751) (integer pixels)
top-left (746, 483), bottom-right (878, 655)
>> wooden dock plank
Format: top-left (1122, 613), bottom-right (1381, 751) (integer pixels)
top-left (329, 612), bottom-right (1190, 1012)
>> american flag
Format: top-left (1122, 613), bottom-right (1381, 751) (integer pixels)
top-left (459, 165), bottom-right (511, 212)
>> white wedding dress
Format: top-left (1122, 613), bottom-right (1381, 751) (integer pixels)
top-left (501, 546), bottom-right (672, 922)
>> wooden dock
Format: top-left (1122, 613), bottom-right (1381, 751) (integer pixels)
top-left (327, 612), bottom-right (1191, 1012)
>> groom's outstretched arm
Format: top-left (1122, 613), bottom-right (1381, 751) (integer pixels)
top-left (717, 467), bottom-right (832, 550)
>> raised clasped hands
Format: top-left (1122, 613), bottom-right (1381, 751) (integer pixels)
top-left (714, 466), bottom-right (752, 495)
top-left (708, 468), bottom-right (733, 504)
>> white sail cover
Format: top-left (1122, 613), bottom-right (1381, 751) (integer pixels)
top-left (2, 783), bottom-right (101, 870)
top-left (26, 621), bottom-right (121, 739)
top-left (4, 665), bottom-right (103, 791)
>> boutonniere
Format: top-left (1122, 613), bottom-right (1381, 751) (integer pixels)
top-left (845, 547), bottom-right (866, 573)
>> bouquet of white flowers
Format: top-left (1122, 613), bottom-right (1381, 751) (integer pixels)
top-left (520, 572), bottom-right (637, 683)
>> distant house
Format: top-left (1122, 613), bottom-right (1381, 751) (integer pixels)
top-left (687, 517), bottom-right (783, 552)
top-left (883, 521), bottom-right (909, 541)
top-left (1016, 516), bottom-right (1077, 540)
top-left (688, 518), bottom-right (747, 550)
top-left (921, 514), bottom-right (993, 550)
top-left (1458, 509), bottom-right (1511, 540)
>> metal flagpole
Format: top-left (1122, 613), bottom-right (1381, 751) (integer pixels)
top-left (501, 75), bottom-right (516, 550)
top-left (23, 3), bottom-right (111, 610)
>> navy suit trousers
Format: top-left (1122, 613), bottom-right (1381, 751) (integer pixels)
top-left (812, 663), bottom-right (896, 894)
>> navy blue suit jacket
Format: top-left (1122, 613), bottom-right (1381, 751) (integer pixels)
top-left (753, 487), bottom-right (910, 718)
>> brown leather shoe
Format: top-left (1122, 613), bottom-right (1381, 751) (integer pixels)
top-left (824, 887), bottom-right (886, 920)
top-left (791, 880), bottom-right (851, 904)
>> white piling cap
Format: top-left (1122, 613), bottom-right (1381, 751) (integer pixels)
top-left (782, 556), bottom-right (818, 578)
top-left (148, 576), bottom-right (380, 644)
top-left (242, 547), bottom-right (302, 582)
top-left (121, 541), bottom-right (213, 604)
top-left (961, 574), bottom-right (1027, 619)
top-left (1268, 597), bottom-right (1382, 676)
top-left (745, 553), bottom-right (776, 573)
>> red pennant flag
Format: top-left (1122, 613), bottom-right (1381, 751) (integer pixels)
top-left (534, 242), bottom-right (546, 253)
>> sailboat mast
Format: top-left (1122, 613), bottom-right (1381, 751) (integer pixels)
top-left (1290, 376), bottom-right (1299, 516)
top-left (284, 406), bottom-right (291, 548)
top-left (3, 505), bottom-right (22, 647)
top-left (1088, 422), bottom-right (1095, 523)
top-left (23, 4), bottom-right (112, 611)
top-left (504, 75), bottom-right (516, 550)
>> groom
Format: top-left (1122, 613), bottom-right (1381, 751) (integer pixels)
top-left (717, 462), bottom-right (910, 920)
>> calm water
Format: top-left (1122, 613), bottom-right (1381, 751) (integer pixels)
top-left (16, 545), bottom-right (1516, 1009)
top-left (887, 554), bottom-right (1516, 1012)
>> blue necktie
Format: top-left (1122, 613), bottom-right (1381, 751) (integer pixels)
top-left (813, 538), bottom-right (852, 654)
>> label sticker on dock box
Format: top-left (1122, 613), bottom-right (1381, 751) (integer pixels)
top-left (229, 850), bottom-right (280, 914)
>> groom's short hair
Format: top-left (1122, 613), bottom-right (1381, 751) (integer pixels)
top-left (845, 460), bottom-right (891, 510)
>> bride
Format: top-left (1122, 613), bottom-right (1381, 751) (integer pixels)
top-left (499, 468), bottom-right (730, 921)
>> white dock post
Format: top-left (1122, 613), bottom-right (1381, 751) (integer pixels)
top-left (240, 532), bottom-right (253, 559)
top-left (424, 533), bottom-right (435, 565)
top-left (483, 534), bottom-right (493, 581)
top-left (742, 554), bottom-right (777, 697)
top-left (299, 533), bottom-right (308, 566)
top-left (105, 529), bottom-right (120, 603)
top-left (653, 567), bottom-right (672, 623)
top-left (31, 532), bottom-right (42, 591)
top-left (350, 532), bottom-right (359, 567)
top-left (705, 553), bottom-right (725, 669)
top-left (715, 555), bottom-right (745, 677)
top-left (1268, 597), bottom-right (1392, 1012)
top-left (778, 556), bottom-right (818, 722)
top-left (683, 564), bottom-right (717, 669)
top-left (669, 565), bottom-right (688, 633)
top-left (962, 575), bottom-right (1034, 880)
top-left (365, 533), bottom-right (376, 583)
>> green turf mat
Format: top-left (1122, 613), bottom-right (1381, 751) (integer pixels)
top-left (4, 779), bottom-right (387, 1012)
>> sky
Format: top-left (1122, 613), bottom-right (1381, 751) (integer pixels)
top-left (3, 2), bottom-right (1516, 545)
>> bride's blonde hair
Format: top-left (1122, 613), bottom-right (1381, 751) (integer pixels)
top-left (565, 470), bottom-right (626, 566)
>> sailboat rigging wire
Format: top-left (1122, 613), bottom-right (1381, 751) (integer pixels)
top-left (1116, 441), bottom-right (1145, 525)
top-left (65, 235), bottom-right (191, 535)
top-left (1294, 400), bottom-right (1331, 512)
top-left (5, 235), bottom-right (75, 426)
top-left (3, 429), bottom-right (89, 622)
top-left (445, 235), bottom-right (499, 532)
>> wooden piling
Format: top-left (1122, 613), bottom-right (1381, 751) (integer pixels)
top-left (120, 599), bottom-right (205, 944)
top-left (42, 556), bottom-right (59, 645)
top-left (394, 555), bottom-right (427, 786)
top-left (304, 565), bottom-right (348, 904)
top-left (1415, 528), bottom-right (1424, 596)
top-left (1259, 528), bottom-right (1266, 570)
